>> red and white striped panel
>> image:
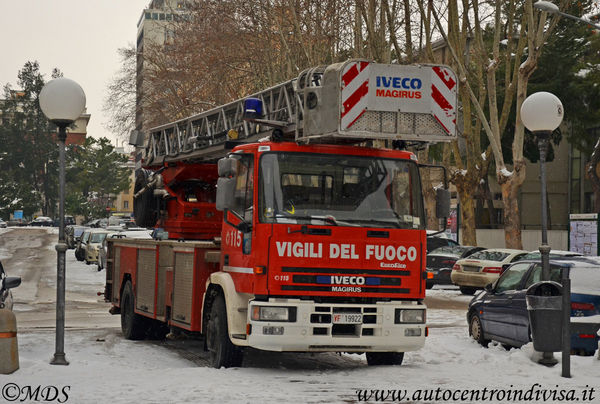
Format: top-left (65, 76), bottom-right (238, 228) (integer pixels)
top-left (430, 66), bottom-right (457, 135)
top-left (340, 61), bottom-right (371, 130)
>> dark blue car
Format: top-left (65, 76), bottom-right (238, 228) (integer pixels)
top-left (467, 259), bottom-right (600, 355)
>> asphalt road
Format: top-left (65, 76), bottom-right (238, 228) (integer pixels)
top-left (1, 227), bottom-right (468, 335)
top-left (1, 227), bottom-right (120, 330)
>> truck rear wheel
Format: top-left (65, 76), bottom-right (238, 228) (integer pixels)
top-left (121, 281), bottom-right (147, 340)
top-left (366, 352), bottom-right (404, 366)
top-left (206, 294), bottom-right (243, 368)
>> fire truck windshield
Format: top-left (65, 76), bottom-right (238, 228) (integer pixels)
top-left (259, 152), bottom-right (425, 229)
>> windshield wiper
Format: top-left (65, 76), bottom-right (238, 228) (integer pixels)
top-left (274, 214), bottom-right (359, 227)
top-left (341, 218), bottom-right (403, 229)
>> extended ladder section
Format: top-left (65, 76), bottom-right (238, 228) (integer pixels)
top-left (138, 60), bottom-right (458, 166)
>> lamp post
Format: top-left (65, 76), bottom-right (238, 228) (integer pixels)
top-left (521, 92), bottom-right (563, 367)
top-left (39, 78), bottom-right (86, 366)
top-left (534, 1), bottom-right (600, 30)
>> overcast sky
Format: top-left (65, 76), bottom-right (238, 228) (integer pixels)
top-left (0, 1), bottom-right (150, 146)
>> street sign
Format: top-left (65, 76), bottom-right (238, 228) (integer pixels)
top-left (13, 210), bottom-right (23, 220)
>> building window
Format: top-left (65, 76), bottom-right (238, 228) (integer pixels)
top-left (124, 201), bottom-right (129, 210)
top-left (145, 12), bottom-right (151, 20)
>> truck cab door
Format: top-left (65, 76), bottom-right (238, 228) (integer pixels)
top-left (217, 154), bottom-right (256, 293)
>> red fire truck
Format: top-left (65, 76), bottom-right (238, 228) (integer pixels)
top-left (105, 60), bottom-right (457, 368)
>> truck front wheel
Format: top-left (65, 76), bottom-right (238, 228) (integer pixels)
top-left (121, 281), bottom-right (147, 340)
top-left (366, 352), bottom-right (404, 366)
top-left (206, 294), bottom-right (243, 368)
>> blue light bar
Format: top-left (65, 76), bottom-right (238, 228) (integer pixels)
top-left (244, 98), bottom-right (263, 119)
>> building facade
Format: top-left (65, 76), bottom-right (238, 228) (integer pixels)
top-left (135, 0), bottom-right (187, 132)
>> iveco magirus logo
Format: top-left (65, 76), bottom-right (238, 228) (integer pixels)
top-left (331, 275), bottom-right (365, 285)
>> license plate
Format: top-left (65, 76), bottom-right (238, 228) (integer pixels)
top-left (332, 313), bottom-right (363, 324)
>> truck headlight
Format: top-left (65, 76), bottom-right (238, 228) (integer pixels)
top-left (251, 306), bottom-right (296, 322)
top-left (395, 309), bottom-right (425, 324)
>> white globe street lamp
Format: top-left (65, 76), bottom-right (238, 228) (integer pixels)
top-left (520, 92), bottom-right (563, 291)
top-left (520, 91), bottom-right (564, 370)
top-left (534, 1), bottom-right (600, 30)
top-left (39, 77), bottom-right (86, 366)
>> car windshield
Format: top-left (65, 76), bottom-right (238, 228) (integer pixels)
top-left (517, 251), bottom-right (582, 261)
top-left (467, 250), bottom-right (510, 262)
top-left (570, 267), bottom-right (600, 295)
top-left (90, 233), bottom-right (108, 243)
top-left (74, 228), bottom-right (86, 237)
top-left (429, 246), bottom-right (469, 257)
top-left (259, 152), bottom-right (425, 229)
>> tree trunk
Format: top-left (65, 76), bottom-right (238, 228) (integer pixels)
top-left (586, 139), bottom-right (600, 212)
top-left (499, 159), bottom-right (526, 249)
top-left (456, 180), bottom-right (477, 246)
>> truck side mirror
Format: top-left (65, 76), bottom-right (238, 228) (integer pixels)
top-left (218, 157), bottom-right (238, 177)
top-left (216, 177), bottom-right (236, 211)
top-left (435, 188), bottom-right (451, 218)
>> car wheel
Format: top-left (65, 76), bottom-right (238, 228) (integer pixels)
top-left (206, 294), bottom-right (243, 368)
top-left (366, 352), bottom-right (404, 366)
top-left (426, 282), bottom-right (433, 290)
top-left (469, 313), bottom-right (489, 348)
top-left (460, 286), bottom-right (476, 295)
top-left (121, 281), bottom-right (147, 340)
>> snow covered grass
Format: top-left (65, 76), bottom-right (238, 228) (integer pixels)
top-left (6, 318), bottom-right (599, 403)
top-left (1, 228), bottom-right (599, 403)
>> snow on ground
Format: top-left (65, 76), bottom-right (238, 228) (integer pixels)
top-left (1, 228), bottom-right (599, 403)
top-left (7, 320), bottom-right (599, 403)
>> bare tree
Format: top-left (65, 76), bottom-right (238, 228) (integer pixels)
top-left (587, 139), bottom-right (600, 212)
top-left (430, 0), bottom-right (565, 248)
top-left (103, 46), bottom-right (137, 142)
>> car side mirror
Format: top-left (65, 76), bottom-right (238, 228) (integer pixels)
top-left (484, 283), bottom-right (494, 293)
top-left (2, 277), bottom-right (21, 291)
top-left (501, 264), bottom-right (510, 273)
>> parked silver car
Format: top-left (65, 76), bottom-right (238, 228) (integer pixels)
top-left (97, 229), bottom-right (153, 271)
top-left (0, 261), bottom-right (21, 310)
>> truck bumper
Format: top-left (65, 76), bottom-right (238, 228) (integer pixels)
top-left (246, 299), bottom-right (426, 352)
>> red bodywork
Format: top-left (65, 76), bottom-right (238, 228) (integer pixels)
top-left (220, 142), bottom-right (426, 300)
top-left (111, 142), bottom-right (426, 334)
top-left (148, 162), bottom-right (222, 240)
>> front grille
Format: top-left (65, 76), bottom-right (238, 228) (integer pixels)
top-left (309, 304), bottom-right (381, 338)
top-left (311, 314), bottom-right (332, 323)
top-left (332, 324), bottom-right (358, 336)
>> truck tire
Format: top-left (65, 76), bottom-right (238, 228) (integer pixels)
top-left (366, 352), bottom-right (404, 366)
top-left (121, 281), bottom-right (147, 340)
top-left (206, 294), bottom-right (243, 368)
